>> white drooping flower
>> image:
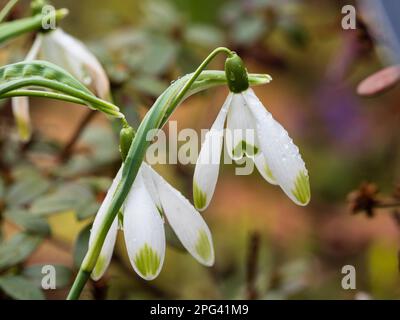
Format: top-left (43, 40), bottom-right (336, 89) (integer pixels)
top-left (90, 163), bottom-right (214, 281)
top-left (193, 87), bottom-right (310, 211)
top-left (12, 28), bottom-right (110, 141)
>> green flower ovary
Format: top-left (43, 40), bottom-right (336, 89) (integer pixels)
top-left (134, 244), bottom-right (161, 278)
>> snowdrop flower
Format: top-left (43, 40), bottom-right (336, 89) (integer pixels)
top-left (90, 163), bottom-right (214, 281)
top-left (12, 28), bottom-right (109, 141)
top-left (193, 54), bottom-right (310, 210)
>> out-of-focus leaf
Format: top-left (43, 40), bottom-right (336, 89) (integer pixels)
top-left (126, 34), bottom-right (177, 75)
top-left (129, 76), bottom-right (168, 97)
top-left (30, 183), bottom-right (96, 218)
top-left (77, 176), bottom-right (112, 193)
top-left (281, 22), bottom-right (308, 48)
top-left (5, 169), bottom-right (50, 207)
top-left (4, 209), bottom-right (50, 235)
top-left (368, 242), bottom-right (398, 298)
top-left (142, 0), bottom-right (180, 32)
top-left (0, 233), bottom-right (43, 271)
top-left (22, 264), bottom-right (72, 289)
top-left (0, 275), bottom-right (44, 300)
top-left (57, 126), bottom-right (119, 177)
top-left (184, 25), bottom-right (225, 47)
top-left (73, 223), bottom-right (91, 268)
top-left (76, 202), bottom-right (100, 220)
top-left (232, 16), bottom-right (266, 45)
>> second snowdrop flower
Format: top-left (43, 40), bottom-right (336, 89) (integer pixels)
top-left (194, 54), bottom-right (310, 210)
top-left (90, 163), bottom-right (214, 281)
top-left (12, 28), bottom-right (110, 142)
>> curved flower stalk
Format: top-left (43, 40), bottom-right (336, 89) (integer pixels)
top-left (90, 163), bottom-right (214, 281)
top-left (11, 27), bottom-right (110, 141)
top-left (193, 55), bottom-right (310, 210)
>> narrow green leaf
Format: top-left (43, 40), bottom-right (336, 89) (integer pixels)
top-left (0, 61), bottom-right (123, 118)
top-left (0, 275), bottom-right (44, 300)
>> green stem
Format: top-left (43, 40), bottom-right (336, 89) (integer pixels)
top-left (67, 48), bottom-right (233, 300)
top-left (0, 0), bottom-right (19, 23)
top-left (67, 269), bottom-right (90, 300)
top-left (0, 8), bottom-right (68, 44)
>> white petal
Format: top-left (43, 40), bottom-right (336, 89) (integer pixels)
top-left (193, 93), bottom-right (233, 211)
top-left (253, 153), bottom-right (277, 185)
top-left (140, 163), bottom-right (162, 210)
top-left (89, 166), bottom-right (122, 280)
top-left (12, 97), bottom-right (31, 142)
top-left (243, 89), bottom-right (310, 206)
top-left (226, 93), bottom-right (260, 160)
top-left (123, 170), bottom-right (165, 280)
top-left (146, 164), bottom-right (214, 266)
top-left (41, 29), bottom-right (110, 99)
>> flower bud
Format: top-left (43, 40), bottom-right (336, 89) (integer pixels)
top-left (119, 126), bottom-right (135, 162)
top-left (224, 53), bottom-right (249, 93)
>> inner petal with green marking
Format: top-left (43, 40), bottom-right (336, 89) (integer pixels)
top-left (195, 230), bottom-right (212, 262)
top-left (193, 181), bottom-right (207, 210)
top-left (291, 170), bottom-right (310, 205)
top-left (232, 140), bottom-right (259, 158)
top-left (134, 244), bottom-right (161, 278)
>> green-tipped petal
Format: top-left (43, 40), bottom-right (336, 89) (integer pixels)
top-left (193, 181), bottom-right (207, 210)
top-left (291, 170), bottom-right (311, 206)
top-left (244, 89), bottom-right (310, 206)
top-left (124, 169), bottom-right (165, 280)
top-left (144, 164), bottom-right (215, 266)
top-left (193, 93), bottom-right (232, 211)
top-left (134, 244), bottom-right (161, 278)
top-left (253, 153), bottom-right (277, 185)
top-left (90, 166), bottom-right (122, 281)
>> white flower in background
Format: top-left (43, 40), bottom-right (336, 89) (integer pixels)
top-left (12, 28), bottom-right (110, 141)
top-left (11, 36), bottom-right (42, 142)
top-left (193, 87), bottom-right (310, 210)
top-left (90, 163), bottom-right (214, 281)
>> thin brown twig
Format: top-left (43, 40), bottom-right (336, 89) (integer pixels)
top-left (246, 231), bottom-right (261, 300)
top-left (58, 110), bottom-right (97, 162)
